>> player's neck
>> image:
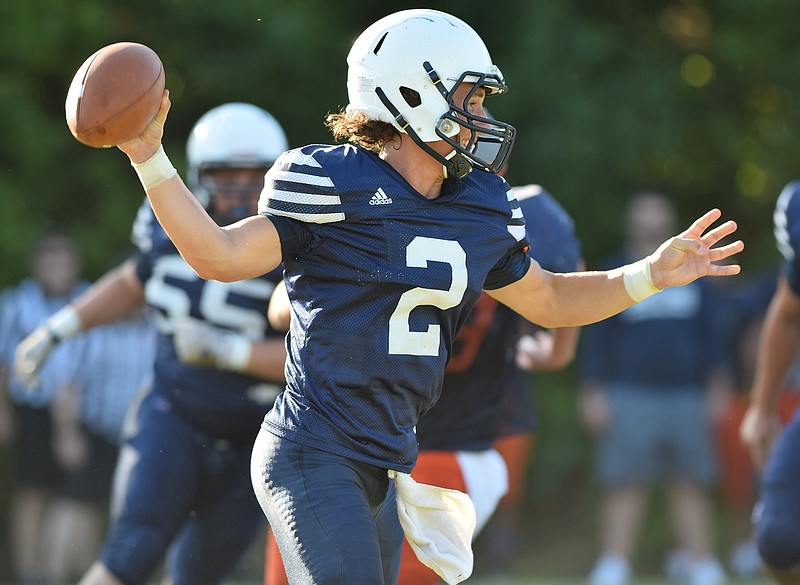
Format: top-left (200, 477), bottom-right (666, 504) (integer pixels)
top-left (381, 136), bottom-right (446, 200)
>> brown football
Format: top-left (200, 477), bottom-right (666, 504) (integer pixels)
top-left (65, 42), bottom-right (165, 148)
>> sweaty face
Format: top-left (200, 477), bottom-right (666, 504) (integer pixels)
top-left (203, 167), bottom-right (268, 225)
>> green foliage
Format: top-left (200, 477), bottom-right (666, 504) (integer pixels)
top-left (2, 1), bottom-right (798, 282)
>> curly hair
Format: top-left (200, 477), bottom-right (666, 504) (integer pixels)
top-left (325, 109), bottom-right (401, 153)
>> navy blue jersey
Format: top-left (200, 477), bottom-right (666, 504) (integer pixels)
top-left (518, 184), bottom-right (582, 274)
top-left (417, 185), bottom-right (582, 450)
top-left (775, 180), bottom-right (800, 294)
top-left (131, 202), bottom-right (284, 443)
top-left (258, 144), bottom-right (527, 471)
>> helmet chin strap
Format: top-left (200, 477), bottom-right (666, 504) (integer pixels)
top-left (375, 87), bottom-right (474, 180)
top-left (442, 151), bottom-right (472, 180)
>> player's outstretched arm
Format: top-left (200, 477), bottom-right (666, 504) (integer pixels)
top-left (13, 260), bottom-right (145, 387)
top-left (117, 91), bottom-right (282, 283)
top-left (488, 208), bottom-right (743, 329)
top-left (740, 276), bottom-right (800, 471)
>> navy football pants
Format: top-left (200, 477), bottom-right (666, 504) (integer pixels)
top-left (756, 409), bottom-right (800, 570)
top-left (101, 389), bottom-right (264, 585)
top-left (251, 429), bottom-right (404, 584)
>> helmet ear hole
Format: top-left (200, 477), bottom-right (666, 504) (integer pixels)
top-left (400, 87), bottom-right (421, 108)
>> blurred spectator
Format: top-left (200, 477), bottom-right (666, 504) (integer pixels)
top-left (0, 229), bottom-right (89, 584)
top-left (579, 191), bottom-right (731, 585)
top-left (40, 304), bottom-right (156, 584)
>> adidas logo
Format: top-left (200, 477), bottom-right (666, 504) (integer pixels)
top-left (369, 187), bottom-right (393, 205)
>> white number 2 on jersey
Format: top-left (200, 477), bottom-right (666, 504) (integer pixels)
top-left (388, 237), bottom-right (468, 356)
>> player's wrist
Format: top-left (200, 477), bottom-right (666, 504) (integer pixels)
top-left (131, 144), bottom-right (177, 191)
top-left (46, 305), bottom-right (82, 342)
top-left (618, 257), bottom-right (661, 302)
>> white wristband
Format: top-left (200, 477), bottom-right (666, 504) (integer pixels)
top-left (47, 305), bottom-right (82, 341)
top-left (219, 334), bottom-right (252, 372)
top-left (132, 145), bottom-right (177, 191)
top-left (619, 258), bottom-right (661, 302)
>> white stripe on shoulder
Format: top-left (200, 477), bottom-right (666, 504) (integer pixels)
top-left (267, 207), bottom-right (345, 224)
top-left (272, 169), bottom-right (335, 188)
top-left (288, 151), bottom-right (324, 168)
top-left (775, 184), bottom-right (795, 261)
top-left (512, 184), bottom-right (544, 201)
top-left (268, 189), bottom-right (342, 206)
top-left (508, 224), bottom-right (527, 242)
top-left (506, 186), bottom-right (524, 221)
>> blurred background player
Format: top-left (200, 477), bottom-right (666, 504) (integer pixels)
top-left (740, 179), bottom-right (800, 584)
top-left (711, 269), bottom-right (787, 580)
top-left (0, 228), bottom-right (89, 585)
top-left (261, 183), bottom-right (583, 585)
top-left (579, 191), bottom-right (731, 585)
top-left (477, 184), bottom-right (585, 579)
top-left (14, 103), bottom-right (290, 585)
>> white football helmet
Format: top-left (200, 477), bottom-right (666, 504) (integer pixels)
top-left (186, 103), bottom-right (289, 207)
top-left (346, 9), bottom-right (516, 178)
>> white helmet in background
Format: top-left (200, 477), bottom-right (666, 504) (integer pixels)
top-left (346, 9), bottom-right (516, 179)
top-left (186, 103), bottom-right (289, 207)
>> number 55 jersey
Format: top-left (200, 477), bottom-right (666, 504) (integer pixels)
top-left (132, 202), bottom-right (285, 443)
top-left (259, 144), bottom-right (529, 472)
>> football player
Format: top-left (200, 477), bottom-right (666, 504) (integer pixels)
top-left (14, 103), bottom-right (289, 585)
top-left (116, 9), bottom-right (742, 584)
top-left (741, 180), bottom-right (800, 584)
top-left (262, 184), bottom-right (584, 585)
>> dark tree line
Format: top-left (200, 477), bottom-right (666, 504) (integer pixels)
top-left (2, 0), bottom-right (798, 285)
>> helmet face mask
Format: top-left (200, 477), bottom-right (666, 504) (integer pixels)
top-left (199, 167), bottom-right (267, 225)
top-left (186, 103), bottom-right (289, 217)
top-left (431, 69), bottom-right (516, 176)
top-left (346, 9), bottom-right (516, 179)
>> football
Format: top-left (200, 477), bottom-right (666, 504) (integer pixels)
top-left (65, 42), bottom-right (165, 148)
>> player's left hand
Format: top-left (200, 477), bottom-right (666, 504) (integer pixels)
top-left (173, 318), bottom-right (226, 368)
top-left (173, 318), bottom-right (251, 372)
top-left (515, 331), bottom-right (554, 371)
top-left (13, 326), bottom-right (57, 388)
top-left (648, 209), bottom-right (743, 290)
